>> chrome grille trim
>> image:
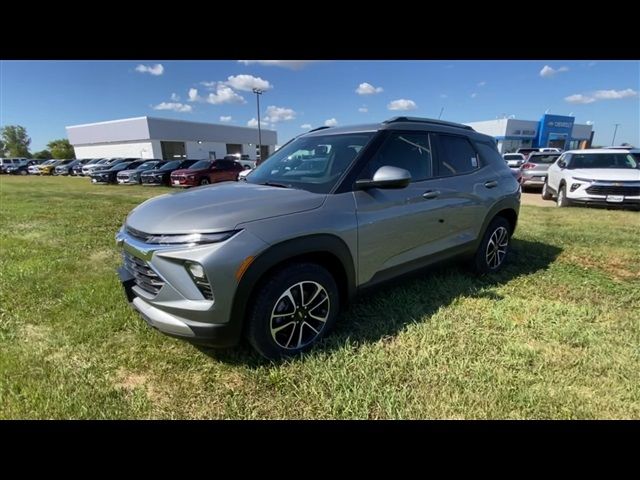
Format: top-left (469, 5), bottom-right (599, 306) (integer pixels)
top-left (122, 251), bottom-right (165, 296)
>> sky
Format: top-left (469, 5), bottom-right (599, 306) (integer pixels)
top-left (1, 60), bottom-right (638, 152)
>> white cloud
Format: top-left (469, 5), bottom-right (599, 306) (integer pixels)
top-left (238, 60), bottom-right (314, 70)
top-left (470, 92), bottom-right (478, 98)
top-left (478, 81), bottom-right (487, 87)
top-left (358, 107), bottom-right (368, 113)
top-left (247, 118), bottom-right (272, 129)
top-left (565, 88), bottom-right (637, 104)
top-left (264, 105), bottom-right (296, 123)
top-left (300, 124), bottom-right (312, 129)
top-left (586, 120), bottom-right (594, 125)
top-left (188, 88), bottom-right (200, 102)
top-left (219, 116), bottom-right (232, 122)
top-left (540, 65), bottom-right (569, 78)
top-left (565, 94), bottom-right (595, 104)
top-left (170, 92), bottom-right (180, 101)
top-left (206, 86), bottom-right (246, 105)
top-left (153, 102), bottom-right (192, 112)
top-left (135, 63), bottom-right (164, 76)
top-left (387, 99), bottom-right (417, 111)
top-left (225, 74), bottom-right (272, 92)
top-left (593, 88), bottom-right (638, 100)
top-left (356, 82), bottom-right (383, 95)
top-left (324, 118), bottom-right (338, 127)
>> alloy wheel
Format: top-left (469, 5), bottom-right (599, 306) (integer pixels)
top-left (485, 226), bottom-right (509, 269)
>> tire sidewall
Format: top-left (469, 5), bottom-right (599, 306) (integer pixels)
top-left (200, 178), bottom-right (209, 185)
top-left (557, 185), bottom-right (568, 207)
top-left (542, 180), bottom-right (552, 200)
top-left (246, 263), bottom-right (340, 360)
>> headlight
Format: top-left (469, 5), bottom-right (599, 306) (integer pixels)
top-left (141, 230), bottom-right (239, 245)
top-left (187, 175), bottom-right (195, 180)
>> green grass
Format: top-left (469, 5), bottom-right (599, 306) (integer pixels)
top-left (1, 175), bottom-right (639, 419)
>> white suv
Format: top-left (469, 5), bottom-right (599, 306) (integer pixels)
top-left (542, 149), bottom-right (640, 208)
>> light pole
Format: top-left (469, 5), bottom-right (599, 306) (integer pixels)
top-left (612, 123), bottom-right (620, 146)
top-left (252, 88), bottom-right (264, 164)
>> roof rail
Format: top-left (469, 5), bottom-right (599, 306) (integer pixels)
top-left (307, 126), bottom-right (332, 132)
top-left (383, 116), bottom-right (474, 131)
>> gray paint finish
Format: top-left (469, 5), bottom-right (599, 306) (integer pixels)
top-left (67, 116), bottom-right (277, 146)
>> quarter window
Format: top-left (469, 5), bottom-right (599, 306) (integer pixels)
top-left (436, 135), bottom-right (480, 176)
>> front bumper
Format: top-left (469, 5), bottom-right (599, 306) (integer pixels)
top-left (117, 176), bottom-right (138, 184)
top-left (115, 227), bottom-right (269, 347)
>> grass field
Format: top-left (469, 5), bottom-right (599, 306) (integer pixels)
top-left (1, 175), bottom-right (639, 419)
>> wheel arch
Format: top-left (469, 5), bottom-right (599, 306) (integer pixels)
top-left (230, 234), bottom-right (356, 335)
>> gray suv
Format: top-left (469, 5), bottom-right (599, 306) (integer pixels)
top-left (116, 117), bottom-right (520, 359)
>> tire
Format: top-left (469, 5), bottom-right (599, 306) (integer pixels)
top-left (472, 216), bottom-right (511, 274)
top-left (20, 170), bottom-right (27, 176)
top-left (200, 178), bottom-right (209, 186)
top-left (246, 263), bottom-right (340, 360)
top-left (541, 180), bottom-right (552, 200)
top-left (556, 184), bottom-right (570, 207)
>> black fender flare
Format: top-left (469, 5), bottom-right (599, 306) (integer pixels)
top-left (475, 197), bottom-right (520, 249)
top-left (229, 234), bottom-right (356, 332)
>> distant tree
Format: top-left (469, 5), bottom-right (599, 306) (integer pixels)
top-left (1, 125), bottom-right (31, 157)
top-left (32, 149), bottom-right (53, 159)
top-left (47, 139), bottom-right (75, 159)
top-left (0, 139), bottom-right (5, 157)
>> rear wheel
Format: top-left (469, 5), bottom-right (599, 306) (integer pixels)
top-left (541, 180), bottom-right (552, 200)
top-left (472, 217), bottom-right (511, 274)
top-left (246, 263), bottom-right (339, 360)
top-left (200, 178), bottom-right (209, 185)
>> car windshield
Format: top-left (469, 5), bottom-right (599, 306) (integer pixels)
top-left (158, 161), bottom-right (181, 170)
top-left (246, 132), bottom-right (375, 193)
top-left (110, 162), bottom-right (132, 171)
top-left (136, 161), bottom-right (159, 170)
top-left (528, 154), bottom-right (560, 164)
top-left (189, 160), bottom-right (212, 170)
top-left (569, 153), bottom-right (639, 169)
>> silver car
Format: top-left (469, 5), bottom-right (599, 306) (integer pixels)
top-left (503, 153), bottom-right (525, 168)
top-left (116, 117), bottom-right (520, 359)
top-left (117, 160), bottom-right (164, 184)
top-left (520, 152), bottom-right (560, 189)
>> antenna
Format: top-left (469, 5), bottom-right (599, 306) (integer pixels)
top-left (438, 107), bottom-right (444, 119)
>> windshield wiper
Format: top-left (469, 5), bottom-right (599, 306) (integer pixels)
top-left (260, 181), bottom-right (291, 188)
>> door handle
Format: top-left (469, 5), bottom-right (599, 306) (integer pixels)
top-left (422, 190), bottom-right (440, 199)
top-left (484, 180), bottom-right (498, 188)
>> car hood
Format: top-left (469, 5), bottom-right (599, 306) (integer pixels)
top-left (118, 169), bottom-right (142, 175)
top-left (126, 182), bottom-right (326, 234)
top-left (141, 169), bottom-right (169, 176)
top-left (568, 168), bottom-right (640, 181)
top-left (171, 168), bottom-right (207, 176)
top-left (91, 169), bottom-right (114, 175)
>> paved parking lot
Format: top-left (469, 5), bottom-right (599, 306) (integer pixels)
top-left (521, 191), bottom-right (553, 208)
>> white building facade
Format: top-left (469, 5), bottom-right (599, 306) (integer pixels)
top-left (66, 117), bottom-right (277, 161)
top-left (465, 114), bottom-right (593, 154)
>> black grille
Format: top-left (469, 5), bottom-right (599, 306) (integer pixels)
top-left (585, 185), bottom-right (640, 196)
top-left (122, 251), bottom-right (165, 296)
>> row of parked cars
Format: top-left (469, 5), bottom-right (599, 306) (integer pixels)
top-left (503, 146), bottom-right (640, 208)
top-left (3, 156), bottom-right (247, 187)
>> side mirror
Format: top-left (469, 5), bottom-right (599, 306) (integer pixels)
top-left (557, 160), bottom-right (566, 169)
top-left (355, 165), bottom-right (411, 190)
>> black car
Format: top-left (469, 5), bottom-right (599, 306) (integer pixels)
top-left (8, 160), bottom-right (38, 175)
top-left (140, 159), bottom-right (197, 185)
top-left (90, 161), bottom-right (145, 184)
top-left (70, 159), bottom-right (96, 176)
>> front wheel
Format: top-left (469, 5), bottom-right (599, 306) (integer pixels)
top-left (246, 263), bottom-right (340, 360)
top-left (472, 217), bottom-right (511, 274)
top-left (200, 178), bottom-right (209, 185)
top-left (541, 180), bottom-right (552, 200)
top-left (556, 185), bottom-right (570, 207)
top-left (20, 170), bottom-right (28, 176)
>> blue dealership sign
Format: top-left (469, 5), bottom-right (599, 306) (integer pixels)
top-left (537, 114), bottom-right (574, 149)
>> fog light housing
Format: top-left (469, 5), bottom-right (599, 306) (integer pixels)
top-left (571, 183), bottom-right (581, 192)
top-left (185, 261), bottom-right (214, 300)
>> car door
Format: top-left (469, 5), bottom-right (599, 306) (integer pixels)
top-left (546, 153), bottom-right (568, 192)
top-left (353, 130), bottom-right (452, 284)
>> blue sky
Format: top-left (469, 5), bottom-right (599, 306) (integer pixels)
top-left (1, 60), bottom-right (638, 151)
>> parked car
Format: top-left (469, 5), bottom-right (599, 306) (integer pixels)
top-left (54, 159), bottom-right (80, 176)
top-left (8, 160), bottom-right (38, 175)
top-left (170, 159), bottom-right (244, 187)
top-left (116, 116), bottom-right (520, 359)
top-left (91, 160), bottom-right (145, 184)
top-left (39, 160), bottom-right (63, 175)
top-left (503, 153), bottom-right (526, 168)
top-left (31, 159), bottom-right (54, 174)
top-left (227, 153), bottom-right (256, 170)
top-left (117, 160), bottom-right (164, 184)
top-left (0, 158), bottom-right (28, 173)
top-left (69, 159), bottom-right (95, 176)
top-left (520, 152), bottom-right (561, 190)
top-left (509, 167), bottom-right (522, 185)
top-left (515, 147), bottom-right (538, 159)
top-left (82, 158), bottom-right (113, 176)
top-left (543, 149), bottom-right (640, 208)
top-left (140, 159), bottom-right (197, 186)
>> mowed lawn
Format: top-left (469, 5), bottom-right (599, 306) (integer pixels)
top-left (1, 175), bottom-right (639, 419)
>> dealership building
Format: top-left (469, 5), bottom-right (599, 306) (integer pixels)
top-left (66, 116), bottom-right (278, 161)
top-left (465, 114), bottom-right (594, 153)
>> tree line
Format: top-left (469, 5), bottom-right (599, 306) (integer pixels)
top-left (0, 125), bottom-right (75, 159)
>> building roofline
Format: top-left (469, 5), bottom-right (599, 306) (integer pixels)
top-left (66, 117), bottom-right (149, 129)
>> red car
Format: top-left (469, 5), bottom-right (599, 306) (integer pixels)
top-left (170, 159), bottom-right (243, 187)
